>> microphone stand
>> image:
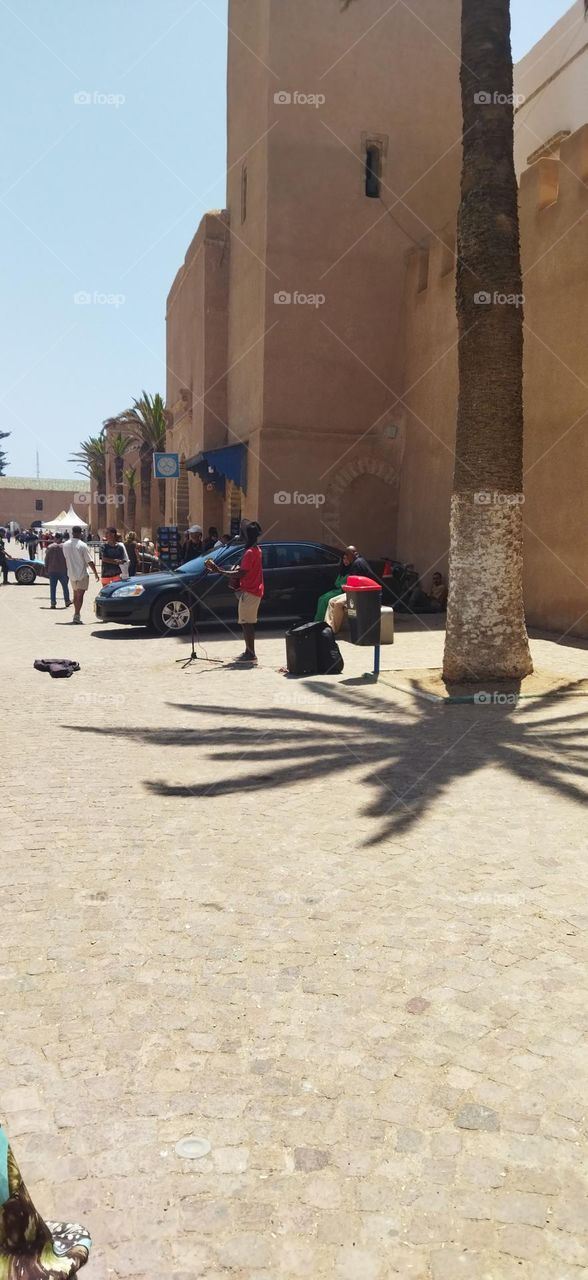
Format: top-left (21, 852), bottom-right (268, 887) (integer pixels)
top-left (173, 534), bottom-right (242, 669)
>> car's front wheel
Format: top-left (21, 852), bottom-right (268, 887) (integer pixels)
top-left (151, 594), bottom-right (193, 636)
top-left (15, 565), bottom-right (36, 585)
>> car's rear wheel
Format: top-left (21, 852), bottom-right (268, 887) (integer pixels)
top-left (151, 594), bottom-right (193, 636)
top-left (15, 565), bottom-right (36, 585)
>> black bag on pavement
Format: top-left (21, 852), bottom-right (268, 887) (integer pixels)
top-left (34, 658), bottom-right (81, 679)
top-left (317, 624), bottom-right (344, 675)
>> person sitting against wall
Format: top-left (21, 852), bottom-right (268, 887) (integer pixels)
top-left (429, 572), bottom-right (448, 610)
top-left (408, 571), bottom-right (448, 613)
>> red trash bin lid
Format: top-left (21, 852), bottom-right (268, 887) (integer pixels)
top-left (345, 575), bottom-right (381, 591)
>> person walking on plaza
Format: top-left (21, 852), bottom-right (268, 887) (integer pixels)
top-left (100, 526), bottom-right (129, 585)
top-left (28, 530), bottom-right (38, 560)
top-left (0, 535), bottom-right (8, 585)
top-left (62, 525), bottom-right (99, 623)
top-left (207, 519), bottom-right (264, 664)
top-left (44, 533), bottom-right (71, 609)
top-left (125, 530), bottom-right (138, 577)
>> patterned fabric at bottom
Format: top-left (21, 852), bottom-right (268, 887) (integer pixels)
top-left (0, 1128), bottom-right (91, 1278)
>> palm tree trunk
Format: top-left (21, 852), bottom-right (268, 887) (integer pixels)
top-left (442, 0), bottom-right (532, 682)
top-left (127, 488), bottom-right (137, 531)
top-left (96, 470), bottom-right (106, 522)
top-left (140, 451), bottom-right (152, 534)
top-left (114, 457), bottom-right (124, 527)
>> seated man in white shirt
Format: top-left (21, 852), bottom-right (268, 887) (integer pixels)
top-left (62, 526), bottom-right (99, 624)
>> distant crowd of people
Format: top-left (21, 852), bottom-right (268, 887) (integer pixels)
top-left (39, 527), bottom-right (164, 621)
top-left (181, 524), bottom-right (231, 563)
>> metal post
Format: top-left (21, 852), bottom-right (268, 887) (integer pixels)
top-left (373, 644), bottom-right (380, 678)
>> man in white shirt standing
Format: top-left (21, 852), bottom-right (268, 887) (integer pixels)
top-left (62, 526), bottom-right (99, 624)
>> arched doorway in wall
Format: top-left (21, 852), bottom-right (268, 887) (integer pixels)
top-left (322, 457), bottom-right (399, 558)
top-left (176, 456), bottom-right (190, 530)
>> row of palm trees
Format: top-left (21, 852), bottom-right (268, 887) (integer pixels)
top-left (70, 391), bottom-right (170, 532)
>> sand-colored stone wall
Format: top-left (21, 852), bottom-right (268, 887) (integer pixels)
top-left (224, 0), bottom-right (462, 551)
top-left (399, 124), bottom-right (588, 638)
top-left (0, 482), bottom-right (90, 531)
top-left (165, 212), bottom-right (230, 533)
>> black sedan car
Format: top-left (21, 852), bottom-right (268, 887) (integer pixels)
top-left (94, 541), bottom-right (345, 635)
top-left (94, 540), bottom-right (414, 635)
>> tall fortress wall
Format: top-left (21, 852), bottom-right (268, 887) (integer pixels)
top-left (398, 125), bottom-right (588, 638)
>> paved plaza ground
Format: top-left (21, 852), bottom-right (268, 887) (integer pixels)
top-left (2, 574), bottom-right (588, 1279)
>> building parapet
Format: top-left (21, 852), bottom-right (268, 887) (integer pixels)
top-left (519, 122), bottom-right (588, 209)
top-left (166, 210), bottom-right (229, 313)
top-left (405, 123), bottom-right (588, 305)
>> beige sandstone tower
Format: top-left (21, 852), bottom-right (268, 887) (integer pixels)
top-left (166, 0), bottom-right (462, 554)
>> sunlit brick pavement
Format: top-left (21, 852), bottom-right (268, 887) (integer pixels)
top-left (2, 574), bottom-right (588, 1279)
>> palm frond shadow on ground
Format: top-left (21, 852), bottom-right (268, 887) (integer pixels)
top-left (65, 682), bottom-right (588, 846)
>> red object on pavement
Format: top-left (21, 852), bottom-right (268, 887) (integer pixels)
top-left (345, 575), bottom-right (381, 591)
top-left (382, 559), bottom-right (393, 576)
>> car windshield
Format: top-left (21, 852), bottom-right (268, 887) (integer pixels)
top-left (176, 542), bottom-right (243, 574)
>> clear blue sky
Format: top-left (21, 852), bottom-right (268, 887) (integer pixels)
top-left (0, 0), bottom-right (575, 477)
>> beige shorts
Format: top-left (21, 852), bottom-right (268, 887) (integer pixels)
top-left (70, 575), bottom-right (89, 592)
top-left (238, 591), bottom-right (262, 624)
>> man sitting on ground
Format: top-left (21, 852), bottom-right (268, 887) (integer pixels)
top-left (408, 571), bottom-right (448, 613)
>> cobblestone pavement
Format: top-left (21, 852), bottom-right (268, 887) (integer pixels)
top-left (2, 576), bottom-right (588, 1279)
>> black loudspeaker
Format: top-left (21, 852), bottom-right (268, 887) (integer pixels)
top-left (285, 622), bottom-right (323, 675)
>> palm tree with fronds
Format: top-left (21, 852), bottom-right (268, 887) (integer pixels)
top-left (125, 466), bottom-right (137, 532)
top-left (0, 431), bottom-right (10, 477)
top-left (113, 392), bottom-right (170, 530)
top-left (69, 433), bottom-right (107, 509)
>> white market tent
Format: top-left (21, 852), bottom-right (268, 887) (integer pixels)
top-left (42, 505), bottom-right (88, 531)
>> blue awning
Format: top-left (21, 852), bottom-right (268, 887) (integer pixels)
top-left (185, 444), bottom-right (247, 492)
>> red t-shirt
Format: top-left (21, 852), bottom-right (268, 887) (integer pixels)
top-left (239, 545), bottom-right (264, 597)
